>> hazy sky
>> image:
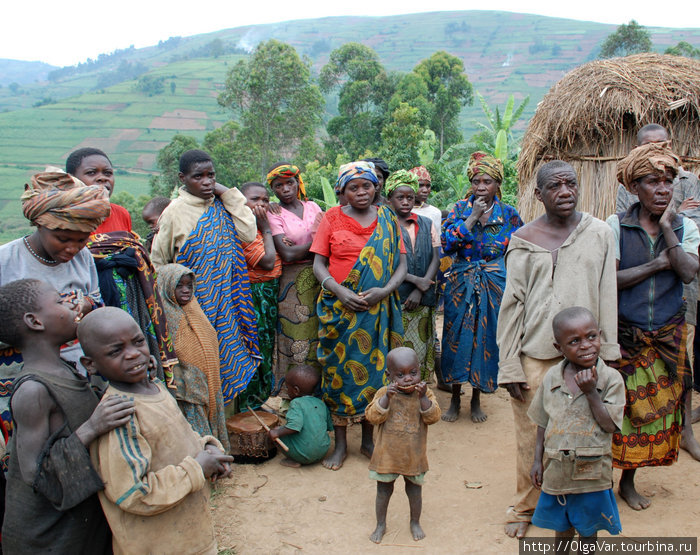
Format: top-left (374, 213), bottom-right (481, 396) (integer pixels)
top-left (5, 0), bottom-right (698, 66)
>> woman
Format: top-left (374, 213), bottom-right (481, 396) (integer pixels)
top-left (157, 263), bottom-right (230, 451)
top-left (311, 161), bottom-right (406, 470)
top-left (441, 152), bottom-right (523, 423)
top-left (607, 142), bottom-right (699, 510)
top-left (266, 164), bottom-right (323, 395)
top-left (0, 169), bottom-right (110, 433)
top-left (67, 148), bottom-right (177, 385)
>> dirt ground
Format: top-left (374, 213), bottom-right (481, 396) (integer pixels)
top-left (210, 387), bottom-right (700, 554)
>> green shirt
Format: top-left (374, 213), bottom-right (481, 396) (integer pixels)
top-left (284, 396), bottom-right (333, 464)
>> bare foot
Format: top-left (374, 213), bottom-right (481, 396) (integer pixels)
top-left (322, 445), bottom-right (347, 471)
top-left (280, 457), bottom-right (301, 468)
top-left (680, 431), bottom-right (700, 462)
top-left (504, 521), bottom-right (529, 538)
top-left (619, 481), bottom-right (651, 510)
top-left (470, 404), bottom-right (487, 423)
top-left (410, 520), bottom-right (425, 541)
top-left (692, 406), bottom-right (700, 424)
top-left (442, 400), bottom-right (460, 422)
top-left (360, 441), bottom-right (374, 459)
top-left (370, 523), bottom-right (386, 543)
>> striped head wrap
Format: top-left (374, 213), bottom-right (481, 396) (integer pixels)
top-left (335, 161), bottom-right (378, 194)
top-left (266, 164), bottom-right (306, 199)
top-left (21, 169), bottom-right (110, 232)
top-left (467, 151), bottom-right (504, 183)
top-left (385, 169), bottom-right (419, 197)
top-left (408, 165), bottom-right (431, 183)
top-left (617, 141), bottom-right (679, 191)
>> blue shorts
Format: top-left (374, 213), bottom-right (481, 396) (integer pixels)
top-left (532, 489), bottom-right (621, 537)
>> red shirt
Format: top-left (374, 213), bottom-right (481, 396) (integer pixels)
top-left (93, 203), bottom-right (132, 234)
top-left (310, 206), bottom-right (405, 284)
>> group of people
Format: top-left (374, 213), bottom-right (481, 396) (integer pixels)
top-left (0, 120), bottom-right (698, 551)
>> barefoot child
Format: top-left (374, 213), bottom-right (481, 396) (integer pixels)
top-left (81, 307), bottom-right (233, 555)
top-left (387, 170), bottom-right (439, 382)
top-left (0, 279), bottom-right (134, 553)
top-left (365, 347), bottom-right (441, 543)
top-left (529, 307), bottom-right (625, 549)
top-left (269, 365), bottom-right (332, 467)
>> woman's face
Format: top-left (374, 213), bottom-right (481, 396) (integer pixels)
top-left (631, 171), bottom-right (674, 216)
top-left (271, 176), bottom-right (299, 205)
top-left (471, 173), bottom-right (500, 203)
top-left (36, 227), bottom-right (91, 263)
top-left (74, 154), bottom-right (115, 196)
top-left (179, 161), bottom-right (216, 199)
top-left (175, 273), bottom-right (194, 306)
top-left (343, 179), bottom-right (375, 210)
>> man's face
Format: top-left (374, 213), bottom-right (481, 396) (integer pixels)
top-left (535, 169), bottom-right (578, 218)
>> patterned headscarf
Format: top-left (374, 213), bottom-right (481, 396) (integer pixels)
top-left (21, 169), bottom-right (110, 232)
top-left (335, 161), bottom-right (378, 193)
top-left (408, 165), bottom-right (431, 183)
top-left (617, 141), bottom-right (680, 191)
top-left (266, 164), bottom-right (306, 199)
top-left (385, 170), bottom-right (419, 197)
top-left (467, 151), bottom-right (504, 183)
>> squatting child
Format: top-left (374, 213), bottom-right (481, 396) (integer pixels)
top-left (365, 347), bottom-right (441, 543)
top-left (529, 307), bottom-right (625, 552)
top-left (80, 307), bottom-right (233, 555)
top-left (0, 279), bottom-right (134, 553)
top-left (269, 365), bottom-right (332, 467)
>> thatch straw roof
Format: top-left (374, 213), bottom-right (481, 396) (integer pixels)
top-left (518, 53), bottom-right (700, 222)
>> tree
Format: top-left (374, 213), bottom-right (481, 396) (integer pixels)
top-left (135, 75), bottom-right (166, 96)
top-left (412, 51), bottom-right (473, 156)
top-left (149, 134), bottom-right (199, 197)
top-left (320, 43), bottom-right (396, 159)
top-left (379, 103), bottom-right (425, 170)
top-left (201, 121), bottom-right (257, 186)
top-left (665, 41), bottom-right (700, 59)
top-left (599, 20), bottom-right (652, 58)
top-left (218, 39), bottom-right (324, 179)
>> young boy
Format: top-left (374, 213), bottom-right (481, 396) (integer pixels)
top-left (141, 196), bottom-right (171, 252)
top-left (365, 347), bottom-right (441, 544)
top-left (529, 307), bottom-right (625, 550)
top-left (269, 365), bottom-right (332, 467)
top-left (0, 279), bottom-right (134, 553)
top-left (386, 170), bottom-right (439, 381)
top-left (80, 307), bottom-right (233, 555)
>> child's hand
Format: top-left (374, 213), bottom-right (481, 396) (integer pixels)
top-left (204, 444), bottom-right (234, 480)
top-left (530, 460), bottom-right (543, 489)
top-left (403, 289), bottom-right (422, 311)
top-left (413, 276), bottom-right (435, 293)
top-left (269, 426), bottom-right (281, 440)
top-left (415, 381), bottom-right (428, 398)
top-left (281, 235), bottom-right (295, 247)
top-left (253, 205), bottom-right (271, 232)
top-left (575, 366), bottom-right (598, 395)
top-left (195, 449), bottom-right (233, 479)
top-left (359, 287), bottom-right (386, 307)
top-left (336, 286), bottom-right (369, 311)
top-left (267, 202), bottom-right (282, 215)
top-left (77, 395), bottom-right (135, 445)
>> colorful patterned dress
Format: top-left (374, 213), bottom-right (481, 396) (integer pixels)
top-left (441, 196), bottom-right (523, 392)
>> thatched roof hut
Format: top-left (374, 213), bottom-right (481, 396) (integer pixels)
top-left (517, 53), bottom-right (700, 222)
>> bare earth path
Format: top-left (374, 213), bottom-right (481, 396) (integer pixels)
top-left (211, 389), bottom-right (700, 554)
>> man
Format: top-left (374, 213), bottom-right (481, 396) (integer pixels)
top-left (497, 160), bottom-right (620, 538)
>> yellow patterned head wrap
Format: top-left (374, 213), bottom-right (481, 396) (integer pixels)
top-left (617, 141), bottom-right (680, 191)
top-left (467, 151), bottom-right (504, 183)
top-left (266, 164), bottom-right (306, 199)
top-left (385, 170), bottom-right (419, 197)
top-left (21, 168), bottom-right (111, 232)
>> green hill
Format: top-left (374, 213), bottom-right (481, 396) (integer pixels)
top-left (1, 10), bottom-right (699, 242)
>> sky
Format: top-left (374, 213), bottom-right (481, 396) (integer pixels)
top-left (4, 0), bottom-right (698, 67)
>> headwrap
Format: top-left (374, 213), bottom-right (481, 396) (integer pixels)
top-left (617, 141), bottom-right (680, 191)
top-left (467, 151), bottom-right (504, 183)
top-left (362, 157), bottom-right (390, 180)
top-left (409, 165), bottom-right (431, 183)
top-left (266, 164), bottom-right (306, 199)
top-left (335, 161), bottom-right (378, 193)
top-left (385, 169), bottom-right (419, 197)
top-left (21, 169), bottom-right (110, 232)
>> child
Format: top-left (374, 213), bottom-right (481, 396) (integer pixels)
top-left (141, 196), bottom-right (171, 252)
top-left (81, 307), bottom-right (233, 555)
top-left (409, 165), bottom-right (442, 236)
top-left (365, 347), bottom-right (441, 543)
top-left (0, 279), bottom-right (134, 553)
top-left (150, 149), bottom-right (260, 408)
top-left (529, 307), bottom-right (625, 549)
top-left (269, 365), bottom-right (332, 467)
top-left (157, 263), bottom-right (230, 452)
top-left (239, 182), bottom-right (282, 410)
top-left (386, 170), bottom-right (439, 381)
